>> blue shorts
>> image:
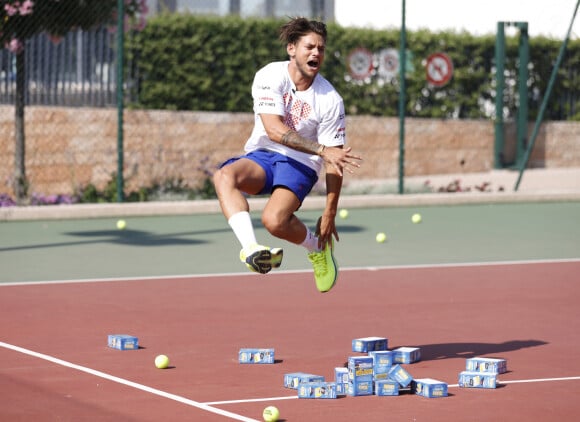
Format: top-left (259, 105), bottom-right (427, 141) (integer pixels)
top-left (220, 149), bottom-right (318, 203)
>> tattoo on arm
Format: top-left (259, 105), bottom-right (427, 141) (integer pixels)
top-left (281, 130), bottom-right (323, 155)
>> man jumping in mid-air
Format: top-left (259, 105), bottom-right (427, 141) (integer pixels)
top-left (213, 17), bottom-right (362, 292)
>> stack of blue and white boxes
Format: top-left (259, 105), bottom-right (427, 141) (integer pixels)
top-left (274, 336), bottom-right (452, 399)
top-left (458, 357), bottom-right (507, 389)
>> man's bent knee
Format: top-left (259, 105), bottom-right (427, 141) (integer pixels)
top-left (262, 212), bottom-right (290, 238)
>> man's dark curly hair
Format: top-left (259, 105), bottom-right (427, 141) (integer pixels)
top-left (279, 17), bottom-right (327, 45)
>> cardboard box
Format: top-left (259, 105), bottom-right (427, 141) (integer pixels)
top-left (238, 348), bottom-right (275, 364)
top-left (369, 350), bottom-right (393, 378)
top-left (392, 347), bottom-right (421, 364)
top-left (458, 371), bottom-right (497, 389)
top-left (411, 378), bottom-right (448, 398)
top-left (348, 356), bottom-right (374, 381)
top-left (348, 378), bottom-right (374, 396)
top-left (388, 364), bottom-right (413, 387)
top-left (284, 372), bottom-right (325, 389)
top-left (298, 382), bottom-right (338, 399)
top-left (466, 357), bottom-right (507, 374)
top-left (375, 380), bottom-right (399, 396)
top-left (107, 334), bottom-right (138, 350)
top-left (352, 337), bottom-right (388, 352)
top-left (335, 367), bottom-right (348, 393)
top-left (335, 367), bottom-right (349, 384)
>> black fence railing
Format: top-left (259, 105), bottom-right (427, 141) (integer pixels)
top-left (0, 27), bottom-right (132, 107)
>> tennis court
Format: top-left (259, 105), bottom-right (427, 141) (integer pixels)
top-left (1, 200), bottom-right (579, 420)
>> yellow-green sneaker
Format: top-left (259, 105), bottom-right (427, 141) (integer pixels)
top-left (239, 244), bottom-right (283, 274)
top-left (270, 248), bottom-right (283, 269)
top-left (307, 239), bottom-right (338, 292)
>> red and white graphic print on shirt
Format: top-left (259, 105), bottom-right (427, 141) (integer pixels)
top-left (283, 92), bottom-right (312, 131)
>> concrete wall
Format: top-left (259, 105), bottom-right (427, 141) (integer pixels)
top-left (1, 105), bottom-right (578, 196)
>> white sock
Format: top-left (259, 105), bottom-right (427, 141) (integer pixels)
top-left (228, 211), bottom-right (257, 249)
top-left (301, 227), bottom-right (320, 253)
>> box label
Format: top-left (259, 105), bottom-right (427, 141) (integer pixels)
top-left (412, 378), bottom-right (448, 398)
top-left (348, 379), bottom-right (374, 396)
top-left (458, 371), bottom-right (497, 389)
top-left (298, 382), bottom-right (338, 399)
top-left (108, 334), bottom-right (138, 351)
top-left (284, 373), bottom-right (325, 389)
top-left (375, 380), bottom-right (399, 396)
top-left (466, 357), bottom-right (507, 374)
top-left (348, 356), bottom-right (374, 381)
top-left (238, 348), bottom-right (275, 364)
top-left (352, 337), bottom-right (388, 352)
top-left (388, 364), bottom-right (413, 387)
top-left (393, 347), bottom-right (421, 364)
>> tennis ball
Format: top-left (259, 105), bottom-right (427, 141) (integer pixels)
top-left (262, 406), bottom-right (279, 422)
top-left (154, 354), bottom-right (169, 369)
top-left (411, 213), bottom-right (422, 224)
top-left (376, 232), bottom-right (387, 243)
top-left (339, 209), bottom-right (349, 219)
top-left (116, 219), bottom-right (127, 230)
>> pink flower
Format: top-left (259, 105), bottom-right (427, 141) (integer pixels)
top-left (4, 3), bottom-right (19, 16)
top-left (19, 0), bottom-right (34, 15)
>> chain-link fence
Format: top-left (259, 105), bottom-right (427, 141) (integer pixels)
top-left (0, 0), bottom-right (150, 204)
top-left (0, 0), bottom-right (325, 205)
top-left (0, 0), bottom-right (334, 206)
top-left (1, 1), bottom-right (579, 206)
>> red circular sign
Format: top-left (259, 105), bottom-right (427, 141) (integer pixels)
top-left (426, 52), bottom-right (453, 87)
top-left (347, 47), bottom-right (374, 80)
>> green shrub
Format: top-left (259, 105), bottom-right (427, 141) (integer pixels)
top-left (74, 173), bottom-right (218, 204)
top-left (128, 15), bottom-right (580, 120)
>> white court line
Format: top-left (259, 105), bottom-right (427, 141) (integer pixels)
top-left (2, 257), bottom-right (579, 287)
top-left (498, 376), bottom-right (580, 384)
top-left (0, 341), bottom-right (259, 422)
top-left (205, 396), bottom-right (298, 405)
top-left (205, 376), bottom-right (580, 405)
top-left (446, 376), bottom-right (580, 388)
top-left (2, 340), bottom-right (580, 412)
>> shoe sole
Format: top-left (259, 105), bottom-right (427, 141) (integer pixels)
top-left (245, 248), bottom-right (272, 274)
top-left (270, 248), bottom-right (283, 268)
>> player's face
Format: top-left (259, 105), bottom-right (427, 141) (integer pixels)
top-left (288, 32), bottom-right (326, 81)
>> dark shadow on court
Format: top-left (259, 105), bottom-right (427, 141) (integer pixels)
top-left (251, 216), bottom-right (366, 233)
top-left (67, 229), bottom-right (207, 246)
top-left (333, 224), bottom-right (366, 233)
top-left (304, 219), bottom-right (367, 234)
top-left (0, 228), bottom-right (234, 252)
top-left (410, 339), bottom-right (548, 361)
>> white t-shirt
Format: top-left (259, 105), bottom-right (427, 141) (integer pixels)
top-left (245, 61), bottom-right (346, 175)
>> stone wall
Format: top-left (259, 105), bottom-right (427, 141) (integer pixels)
top-left (1, 105), bottom-right (578, 196)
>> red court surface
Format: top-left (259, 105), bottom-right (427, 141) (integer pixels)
top-left (1, 260), bottom-right (580, 421)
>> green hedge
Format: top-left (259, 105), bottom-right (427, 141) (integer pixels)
top-left (129, 15), bottom-right (580, 121)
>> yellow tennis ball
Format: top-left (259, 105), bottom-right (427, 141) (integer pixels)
top-left (339, 209), bottom-right (349, 219)
top-left (376, 232), bottom-right (387, 243)
top-left (116, 219), bottom-right (127, 230)
top-left (262, 406), bottom-right (279, 422)
top-left (412, 213), bottom-right (422, 224)
top-left (154, 354), bottom-right (169, 369)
